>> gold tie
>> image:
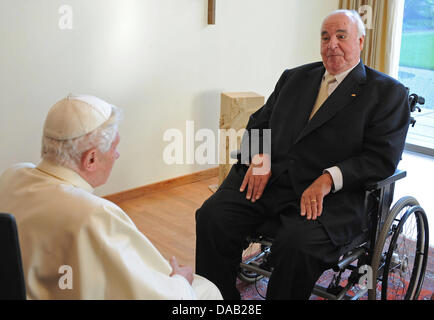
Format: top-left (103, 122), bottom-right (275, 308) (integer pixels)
top-left (309, 74), bottom-right (337, 120)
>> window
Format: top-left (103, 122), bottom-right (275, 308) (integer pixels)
top-left (398, 0), bottom-right (434, 156)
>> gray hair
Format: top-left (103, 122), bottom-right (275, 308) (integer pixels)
top-left (41, 105), bottom-right (123, 170)
top-left (323, 9), bottom-right (366, 38)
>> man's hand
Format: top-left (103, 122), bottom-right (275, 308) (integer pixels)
top-left (240, 154), bottom-right (271, 203)
top-left (300, 172), bottom-right (333, 220)
top-left (169, 256), bottom-right (194, 285)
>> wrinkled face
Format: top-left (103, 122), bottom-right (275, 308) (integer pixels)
top-left (95, 132), bottom-right (120, 186)
top-left (320, 13), bottom-right (364, 75)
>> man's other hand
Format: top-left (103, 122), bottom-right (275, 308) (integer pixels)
top-left (300, 172), bottom-right (333, 220)
top-left (240, 154), bottom-right (271, 203)
top-left (169, 256), bottom-right (194, 285)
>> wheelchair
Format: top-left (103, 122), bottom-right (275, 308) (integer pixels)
top-left (237, 93), bottom-right (430, 300)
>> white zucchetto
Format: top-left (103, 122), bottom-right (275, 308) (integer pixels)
top-left (43, 94), bottom-right (113, 140)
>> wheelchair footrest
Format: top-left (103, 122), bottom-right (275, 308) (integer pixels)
top-left (239, 262), bottom-right (272, 278)
top-left (312, 284), bottom-right (368, 300)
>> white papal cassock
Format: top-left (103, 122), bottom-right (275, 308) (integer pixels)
top-left (0, 160), bottom-right (222, 300)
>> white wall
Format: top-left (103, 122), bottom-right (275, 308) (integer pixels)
top-left (0, 0), bottom-right (339, 196)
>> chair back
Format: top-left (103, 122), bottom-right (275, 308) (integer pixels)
top-left (0, 213), bottom-right (26, 300)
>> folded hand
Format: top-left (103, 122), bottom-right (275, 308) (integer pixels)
top-left (300, 172), bottom-right (333, 220)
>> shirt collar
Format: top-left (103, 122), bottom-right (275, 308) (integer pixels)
top-left (324, 59), bottom-right (360, 84)
top-left (36, 159), bottom-right (94, 193)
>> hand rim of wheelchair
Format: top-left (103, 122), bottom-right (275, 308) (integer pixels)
top-left (368, 196), bottom-right (429, 300)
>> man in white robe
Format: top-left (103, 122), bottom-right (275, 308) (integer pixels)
top-left (0, 94), bottom-right (222, 300)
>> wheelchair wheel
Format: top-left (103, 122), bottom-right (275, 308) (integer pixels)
top-left (369, 196), bottom-right (429, 300)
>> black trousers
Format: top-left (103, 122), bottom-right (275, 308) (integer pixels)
top-left (195, 165), bottom-right (341, 300)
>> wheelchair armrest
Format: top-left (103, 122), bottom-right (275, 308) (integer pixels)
top-left (364, 169), bottom-right (406, 191)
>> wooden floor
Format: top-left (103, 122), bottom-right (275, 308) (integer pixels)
top-left (113, 176), bottom-right (218, 271)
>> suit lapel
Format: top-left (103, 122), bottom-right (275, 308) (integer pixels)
top-left (294, 62), bottom-right (367, 145)
top-left (288, 66), bottom-right (324, 145)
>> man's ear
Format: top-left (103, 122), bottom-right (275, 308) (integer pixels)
top-left (359, 35), bottom-right (365, 51)
top-left (80, 148), bottom-right (98, 172)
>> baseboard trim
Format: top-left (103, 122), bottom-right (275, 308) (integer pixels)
top-left (103, 167), bottom-right (218, 204)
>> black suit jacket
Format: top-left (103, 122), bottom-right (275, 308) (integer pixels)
top-left (236, 61), bottom-right (410, 246)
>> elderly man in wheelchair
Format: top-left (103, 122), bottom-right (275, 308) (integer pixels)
top-left (195, 10), bottom-right (429, 301)
top-left (196, 10), bottom-right (428, 299)
top-left (196, 85), bottom-right (428, 300)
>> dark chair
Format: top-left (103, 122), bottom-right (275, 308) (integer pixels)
top-left (0, 213), bottom-right (26, 300)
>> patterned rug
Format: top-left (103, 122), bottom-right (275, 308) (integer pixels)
top-left (237, 245), bottom-right (434, 300)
